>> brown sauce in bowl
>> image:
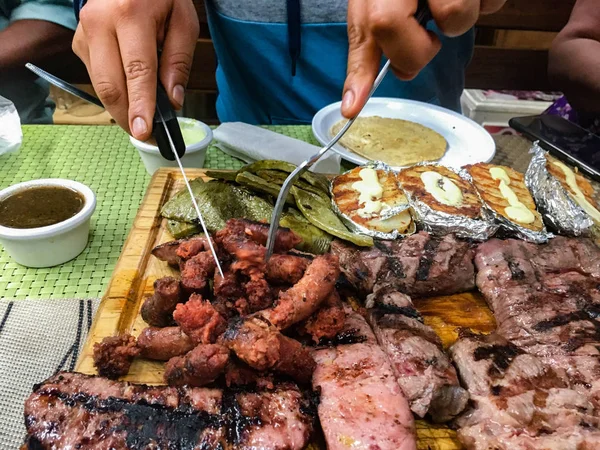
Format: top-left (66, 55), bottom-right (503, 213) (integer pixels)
top-left (0, 186), bottom-right (85, 229)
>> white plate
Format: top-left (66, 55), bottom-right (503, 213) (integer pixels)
top-left (312, 98), bottom-right (496, 169)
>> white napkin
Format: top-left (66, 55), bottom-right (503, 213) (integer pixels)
top-left (0, 96), bottom-right (22, 156)
top-left (213, 122), bottom-right (341, 174)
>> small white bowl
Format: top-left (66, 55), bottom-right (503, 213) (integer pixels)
top-left (130, 117), bottom-right (213, 175)
top-left (0, 179), bottom-right (96, 268)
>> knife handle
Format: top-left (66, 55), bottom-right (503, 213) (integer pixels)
top-left (153, 82), bottom-right (186, 161)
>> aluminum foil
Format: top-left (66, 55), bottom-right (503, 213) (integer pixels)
top-left (525, 141), bottom-right (594, 236)
top-left (331, 161), bottom-right (415, 240)
top-left (400, 163), bottom-right (498, 240)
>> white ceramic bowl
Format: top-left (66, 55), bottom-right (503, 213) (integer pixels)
top-left (0, 179), bottom-right (96, 268)
top-left (130, 117), bottom-right (213, 175)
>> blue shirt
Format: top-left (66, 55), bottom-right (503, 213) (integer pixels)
top-left (76, 0), bottom-right (474, 125)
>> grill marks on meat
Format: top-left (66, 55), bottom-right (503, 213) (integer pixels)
top-left (332, 232), bottom-right (475, 298)
top-left (221, 317), bottom-right (315, 384)
top-left (474, 238), bottom-right (600, 383)
top-left (25, 372), bottom-right (314, 450)
top-left (450, 334), bottom-right (600, 450)
top-left (263, 254), bottom-right (340, 330)
top-left (93, 334), bottom-right (140, 379)
top-left (366, 288), bottom-right (468, 422)
top-left (164, 344), bottom-right (230, 387)
top-left (173, 294), bottom-right (227, 345)
top-left (140, 276), bottom-right (182, 327)
top-left (313, 308), bottom-right (416, 450)
top-left (137, 326), bottom-right (195, 361)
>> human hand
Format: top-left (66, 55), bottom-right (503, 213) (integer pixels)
top-left (73, 0), bottom-right (199, 140)
top-left (342, 0), bottom-right (506, 118)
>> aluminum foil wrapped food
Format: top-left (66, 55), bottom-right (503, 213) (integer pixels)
top-left (331, 161), bottom-right (416, 240)
top-left (397, 163), bottom-right (497, 240)
top-left (466, 163), bottom-right (552, 244)
top-left (525, 142), bottom-right (598, 236)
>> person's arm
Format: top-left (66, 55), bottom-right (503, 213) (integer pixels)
top-left (341, 0), bottom-right (507, 118)
top-left (0, 19), bottom-right (74, 69)
top-left (549, 0), bottom-right (600, 114)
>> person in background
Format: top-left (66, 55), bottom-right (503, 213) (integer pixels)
top-left (72, 0), bottom-right (506, 139)
top-left (0, 0), bottom-right (77, 124)
top-left (548, 0), bottom-right (600, 134)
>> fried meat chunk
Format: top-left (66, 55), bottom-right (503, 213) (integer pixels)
top-left (93, 334), bottom-right (140, 379)
top-left (173, 294), bottom-right (227, 345)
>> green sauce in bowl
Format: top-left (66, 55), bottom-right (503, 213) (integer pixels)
top-left (180, 119), bottom-right (207, 146)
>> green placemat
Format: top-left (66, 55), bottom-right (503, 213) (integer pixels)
top-left (0, 124), bottom-right (318, 300)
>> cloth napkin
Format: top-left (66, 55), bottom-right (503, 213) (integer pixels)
top-left (213, 122), bottom-right (341, 174)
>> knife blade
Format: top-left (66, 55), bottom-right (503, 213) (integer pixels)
top-left (156, 107), bottom-right (224, 277)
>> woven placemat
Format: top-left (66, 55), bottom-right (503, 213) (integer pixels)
top-left (0, 126), bottom-right (539, 301)
top-left (0, 298), bottom-right (100, 448)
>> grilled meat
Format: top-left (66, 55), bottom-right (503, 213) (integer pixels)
top-left (313, 308), bottom-right (416, 450)
top-left (263, 253), bottom-right (339, 330)
top-left (164, 344), bottom-right (230, 387)
top-left (93, 334), bottom-right (140, 379)
top-left (221, 317), bottom-right (315, 384)
top-left (222, 218), bottom-right (302, 252)
top-left (140, 276), bottom-right (182, 327)
top-left (450, 333), bottom-right (600, 450)
top-left (299, 290), bottom-right (346, 343)
top-left (181, 251), bottom-right (218, 293)
top-left (214, 267), bottom-right (245, 299)
top-left (224, 357), bottom-right (275, 389)
top-left (151, 239), bottom-right (182, 266)
top-left (265, 254), bottom-right (310, 284)
top-left (24, 372), bottom-right (314, 450)
top-left (331, 232), bottom-right (475, 298)
top-left (137, 326), bottom-right (195, 361)
top-left (243, 274), bottom-right (274, 312)
top-left (367, 304), bottom-right (468, 422)
top-left (176, 236), bottom-right (210, 259)
top-left (173, 294), bottom-right (227, 345)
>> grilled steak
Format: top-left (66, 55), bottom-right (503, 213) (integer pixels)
top-left (24, 372), bottom-right (314, 450)
top-left (312, 307), bottom-right (416, 450)
top-left (450, 333), bottom-right (600, 450)
top-left (474, 237), bottom-right (600, 405)
top-left (331, 232), bottom-right (475, 298)
top-left (367, 309), bottom-right (468, 422)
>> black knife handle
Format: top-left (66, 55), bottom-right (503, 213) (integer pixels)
top-left (152, 82), bottom-right (186, 161)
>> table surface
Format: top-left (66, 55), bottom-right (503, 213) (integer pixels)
top-left (0, 125), bottom-right (533, 300)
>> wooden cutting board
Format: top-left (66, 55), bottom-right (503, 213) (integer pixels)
top-left (76, 167), bottom-right (496, 450)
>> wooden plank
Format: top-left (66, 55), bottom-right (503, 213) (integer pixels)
top-left (476, 0), bottom-right (574, 32)
top-left (76, 167), bottom-right (497, 449)
top-left (465, 46), bottom-right (552, 91)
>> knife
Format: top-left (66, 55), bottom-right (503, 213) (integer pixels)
top-left (156, 105), bottom-right (224, 277)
